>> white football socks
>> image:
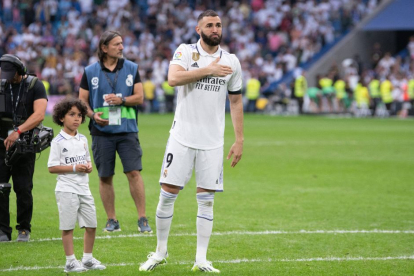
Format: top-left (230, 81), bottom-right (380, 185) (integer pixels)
top-left (195, 192), bottom-right (215, 264)
top-left (155, 188), bottom-right (178, 257)
top-left (66, 254), bottom-right (76, 265)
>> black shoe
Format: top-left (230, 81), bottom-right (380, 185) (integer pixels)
top-left (0, 230), bottom-right (10, 242)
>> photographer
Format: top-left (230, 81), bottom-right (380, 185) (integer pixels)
top-left (0, 54), bottom-right (47, 242)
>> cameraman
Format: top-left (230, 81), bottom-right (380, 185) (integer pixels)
top-left (0, 54), bottom-right (47, 242)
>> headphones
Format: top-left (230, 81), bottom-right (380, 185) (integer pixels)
top-left (0, 54), bottom-right (27, 75)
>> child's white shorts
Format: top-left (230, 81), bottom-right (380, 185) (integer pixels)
top-left (55, 191), bottom-right (97, 230)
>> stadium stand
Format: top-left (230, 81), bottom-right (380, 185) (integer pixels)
top-left (2, 0), bottom-right (408, 116)
top-left (301, 0), bottom-right (414, 117)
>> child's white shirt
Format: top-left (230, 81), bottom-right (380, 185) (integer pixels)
top-left (48, 130), bottom-right (91, 195)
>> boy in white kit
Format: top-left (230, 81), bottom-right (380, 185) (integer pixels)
top-left (48, 98), bottom-right (106, 273)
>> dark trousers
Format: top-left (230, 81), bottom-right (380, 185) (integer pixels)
top-left (246, 99), bottom-right (257, 113)
top-left (295, 97), bottom-right (304, 114)
top-left (370, 97), bottom-right (381, 116)
top-left (165, 95), bottom-right (174, 113)
top-left (0, 143), bottom-right (35, 240)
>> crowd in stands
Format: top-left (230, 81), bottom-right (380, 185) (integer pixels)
top-left (0, 0), bottom-right (381, 114)
top-left (278, 36), bottom-right (414, 118)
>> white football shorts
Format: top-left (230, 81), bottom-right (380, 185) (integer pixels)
top-left (159, 136), bottom-right (224, 191)
top-left (55, 192), bottom-right (97, 230)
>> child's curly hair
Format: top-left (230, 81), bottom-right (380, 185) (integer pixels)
top-left (52, 98), bottom-right (88, 127)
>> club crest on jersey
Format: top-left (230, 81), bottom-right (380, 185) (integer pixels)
top-left (126, 74), bottom-right (133, 87)
top-left (192, 52), bottom-right (200, 61)
top-left (163, 169), bottom-right (168, 178)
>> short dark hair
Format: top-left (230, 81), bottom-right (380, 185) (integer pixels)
top-left (197, 10), bottom-right (219, 22)
top-left (52, 98), bottom-right (88, 127)
top-left (97, 30), bottom-right (122, 64)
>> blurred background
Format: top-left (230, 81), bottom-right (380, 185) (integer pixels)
top-left (0, 0), bottom-right (413, 118)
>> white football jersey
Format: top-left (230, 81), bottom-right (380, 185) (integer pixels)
top-left (48, 130), bottom-right (92, 195)
top-left (170, 39), bottom-right (242, 150)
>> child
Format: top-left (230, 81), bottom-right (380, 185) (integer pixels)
top-left (48, 98), bottom-right (106, 273)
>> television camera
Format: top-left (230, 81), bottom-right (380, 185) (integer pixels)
top-left (1, 126), bottom-right (54, 166)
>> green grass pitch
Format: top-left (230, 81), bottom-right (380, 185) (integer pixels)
top-left (0, 114), bottom-right (413, 275)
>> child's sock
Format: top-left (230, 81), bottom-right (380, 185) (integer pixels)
top-left (66, 254), bottom-right (76, 264)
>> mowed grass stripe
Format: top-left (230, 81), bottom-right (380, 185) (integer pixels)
top-left (2, 256), bottom-right (414, 272)
top-left (25, 229), bottom-right (414, 242)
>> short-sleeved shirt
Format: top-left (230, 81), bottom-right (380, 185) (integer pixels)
top-left (48, 130), bottom-right (92, 195)
top-left (0, 77), bottom-right (47, 137)
top-left (169, 39), bottom-right (242, 150)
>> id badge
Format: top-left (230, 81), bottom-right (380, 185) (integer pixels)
top-left (108, 106), bottom-right (121, 125)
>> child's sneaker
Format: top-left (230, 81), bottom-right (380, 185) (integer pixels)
top-left (104, 219), bottom-right (121, 232)
top-left (82, 257), bottom-right (106, 270)
top-left (64, 260), bottom-right (87, 273)
top-left (138, 217), bottom-right (152, 233)
top-left (139, 252), bottom-right (168, 271)
top-left (191, 261), bottom-right (220, 273)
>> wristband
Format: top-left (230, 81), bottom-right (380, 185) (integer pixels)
top-left (14, 127), bottom-right (21, 135)
top-left (91, 112), bottom-right (96, 121)
top-left (73, 164), bottom-right (76, 172)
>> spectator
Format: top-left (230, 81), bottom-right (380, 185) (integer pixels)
top-left (371, 42), bottom-right (383, 68)
top-left (143, 70), bottom-right (156, 113)
top-left (306, 86), bottom-right (322, 113)
top-left (368, 76), bottom-right (381, 116)
top-left (377, 52), bottom-right (395, 76)
top-left (319, 73), bottom-right (335, 112)
top-left (408, 36), bottom-right (414, 59)
top-left (162, 80), bottom-right (175, 113)
top-left (380, 77), bottom-right (393, 113)
top-left (0, 0), bottom-right (379, 116)
top-left (294, 69), bottom-right (307, 114)
top-left (245, 71), bottom-right (261, 113)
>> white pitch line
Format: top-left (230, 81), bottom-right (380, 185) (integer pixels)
top-left (213, 230), bottom-right (414, 235)
top-left (32, 229), bottom-right (414, 242)
top-left (1, 256), bottom-right (413, 272)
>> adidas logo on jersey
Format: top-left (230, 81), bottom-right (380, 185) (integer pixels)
top-left (62, 148), bottom-right (68, 153)
top-left (191, 62), bottom-right (199, 68)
